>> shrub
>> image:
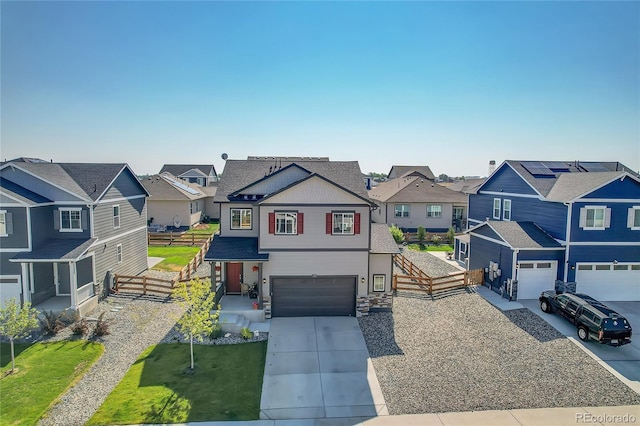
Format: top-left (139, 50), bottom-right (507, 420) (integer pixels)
top-left (240, 327), bottom-right (252, 340)
top-left (431, 235), bottom-right (442, 246)
top-left (417, 226), bottom-right (426, 247)
top-left (40, 310), bottom-right (68, 335)
top-left (93, 312), bottom-right (110, 337)
top-left (71, 318), bottom-right (89, 336)
top-left (389, 225), bottom-right (404, 243)
top-left (209, 323), bottom-right (223, 340)
top-left (447, 226), bottom-right (456, 244)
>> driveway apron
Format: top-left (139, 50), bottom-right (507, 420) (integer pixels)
top-left (260, 317), bottom-right (388, 420)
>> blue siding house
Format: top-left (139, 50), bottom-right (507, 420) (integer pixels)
top-left (462, 160), bottom-right (640, 301)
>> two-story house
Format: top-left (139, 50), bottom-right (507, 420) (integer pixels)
top-left (204, 157), bottom-right (398, 317)
top-left (0, 159), bottom-right (149, 314)
top-left (462, 160), bottom-right (640, 301)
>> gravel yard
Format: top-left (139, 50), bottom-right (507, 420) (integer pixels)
top-left (359, 291), bottom-right (640, 414)
top-left (397, 247), bottom-right (460, 277)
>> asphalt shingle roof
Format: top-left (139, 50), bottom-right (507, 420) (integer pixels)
top-left (484, 221), bottom-right (563, 249)
top-left (388, 165), bottom-right (435, 180)
top-left (141, 173), bottom-right (206, 201)
top-left (544, 172), bottom-right (626, 202)
top-left (11, 238), bottom-right (97, 261)
top-left (0, 177), bottom-right (52, 204)
top-left (214, 158), bottom-right (369, 203)
top-left (370, 223), bottom-right (401, 254)
top-left (369, 176), bottom-right (467, 204)
top-left (204, 237), bottom-right (269, 261)
top-left (160, 164), bottom-right (217, 177)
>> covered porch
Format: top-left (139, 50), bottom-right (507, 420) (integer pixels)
top-left (10, 238), bottom-right (99, 316)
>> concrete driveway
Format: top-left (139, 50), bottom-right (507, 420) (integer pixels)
top-left (520, 299), bottom-right (640, 392)
top-left (259, 317), bottom-right (388, 420)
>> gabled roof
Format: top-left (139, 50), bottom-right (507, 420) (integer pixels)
top-left (498, 160), bottom-right (635, 198)
top-left (141, 173), bottom-right (207, 201)
top-left (470, 221), bottom-right (563, 250)
top-left (545, 172), bottom-right (638, 202)
top-left (0, 177), bottom-right (52, 205)
top-left (388, 165), bottom-right (435, 180)
top-left (368, 176), bottom-right (467, 204)
top-left (215, 158), bottom-right (369, 203)
top-left (370, 224), bottom-right (401, 254)
top-left (160, 164), bottom-right (218, 178)
top-left (445, 178), bottom-right (486, 194)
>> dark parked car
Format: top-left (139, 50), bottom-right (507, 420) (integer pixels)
top-left (539, 291), bottom-right (632, 347)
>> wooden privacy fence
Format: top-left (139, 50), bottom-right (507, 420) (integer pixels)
top-left (393, 269), bottom-right (484, 295)
top-left (148, 232), bottom-right (211, 246)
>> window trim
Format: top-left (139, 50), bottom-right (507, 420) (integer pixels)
top-left (503, 199), bottom-right (512, 221)
top-left (373, 274), bottom-right (386, 292)
top-left (116, 244), bottom-right (123, 264)
top-left (332, 212), bottom-right (355, 235)
top-left (275, 211), bottom-right (298, 235)
top-left (113, 205), bottom-right (121, 229)
top-left (394, 204), bottom-right (410, 218)
top-left (493, 198), bottom-right (501, 219)
top-left (582, 206), bottom-right (607, 230)
top-left (0, 210), bottom-right (6, 237)
top-left (59, 208), bottom-right (83, 233)
top-left (629, 206), bottom-right (640, 230)
top-left (230, 208), bottom-right (252, 230)
top-left (427, 204), bottom-right (442, 218)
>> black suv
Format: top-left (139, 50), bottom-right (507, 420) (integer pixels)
top-left (539, 291), bottom-right (632, 347)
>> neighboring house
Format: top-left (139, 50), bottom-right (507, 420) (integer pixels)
top-left (141, 173), bottom-right (210, 229)
top-left (446, 177), bottom-right (486, 195)
top-left (463, 160), bottom-right (640, 301)
top-left (159, 164), bottom-right (219, 187)
top-left (0, 160), bottom-right (149, 314)
top-left (369, 173), bottom-right (468, 232)
top-left (204, 156), bottom-right (399, 317)
top-left (387, 165), bottom-right (435, 180)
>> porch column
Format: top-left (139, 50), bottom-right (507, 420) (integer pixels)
top-left (20, 263), bottom-right (30, 304)
top-left (53, 263), bottom-right (60, 295)
top-left (69, 261), bottom-right (78, 308)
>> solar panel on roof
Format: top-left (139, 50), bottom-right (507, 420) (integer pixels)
top-left (520, 161), bottom-right (555, 177)
top-left (580, 163), bottom-right (610, 172)
top-left (163, 175), bottom-right (201, 195)
top-left (543, 161), bottom-right (571, 172)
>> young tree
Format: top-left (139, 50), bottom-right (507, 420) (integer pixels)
top-left (0, 298), bottom-right (39, 373)
top-left (172, 278), bottom-right (218, 370)
top-left (447, 226), bottom-right (456, 245)
top-left (416, 226), bottom-right (427, 248)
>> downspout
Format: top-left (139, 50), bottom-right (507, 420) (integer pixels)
top-left (512, 249), bottom-right (519, 293)
top-left (563, 202), bottom-right (572, 281)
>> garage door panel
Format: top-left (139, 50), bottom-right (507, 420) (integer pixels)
top-left (516, 261), bottom-right (557, 300)
top-left (576, 264), bottom-right (640, 301)
top-left (1, 276), bottom-right (22, 308)
top-left (272, 276), bottom-right (356, 317)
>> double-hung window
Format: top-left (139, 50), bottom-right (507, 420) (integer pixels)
top-left (503, 200), bottom-right (512, 221)
top-left (333, 212), bottom-right (354, 234)
top-left (113, 205), bottom-right (120, 228)
top-left (373, 275), bottom-right (385, 292)
top-left (231, 208), bottom-right (252, 230)
top-left (580, 206), bottom-right (609, 230)
top-left (60, 208), bottom-right (82, 232)
top-left (493, 199), bottom-right (501, 219)
top-left (628, 207), bottom-right (640, 230)
top-left (394, 204), bottom-right (410, 218)
top-left (427, 205), bottom-right (442, 218)
top-left (276, 212), bottom-right (297, 235)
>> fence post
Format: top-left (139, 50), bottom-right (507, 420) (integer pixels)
top-left (192, 233), bottom-right (195, 245)
top-left (428, 277), bottom-right (433, 294)
top-left (143, 276), bottom-right (147, 295)
top-left (114, 274), bottom-right (119, 291)
top-left (393, 274), bottom-right (397, 290)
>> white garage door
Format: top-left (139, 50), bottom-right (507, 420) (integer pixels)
top-left (516, 261), bottom-right (557, 299)
top-left (576, 263), bottom-right (640, 301)
top-left (1, 276), bottom-right (22, 308)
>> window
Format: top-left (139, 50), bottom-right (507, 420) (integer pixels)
top-left (628, 207), bottom-right (640, 230)
top-left (116, 244), bottom-right (123, 264)
top-left (578, 264), bottom-right (592, 271)
top-left (231, 208), bottom-right (252, 229)
top-left (503, 199), bottom-right (511, 221)
top-left (113, 205), bottom-right (120, 228)
top-left (276, 212), bottom-right (297, 235)
top-left (395, 204), bottom-right (410, 218)
top-left (537, 262), bottom-right (551, 268)
top-left (333, 212), bottom-right (354, 234)
top-left (595, 264), bottom-right (610, 271)
top-left (0, 211), bottom-right (6, 236)
top-left (190, 201), bottom-right (200, 214)
top-left (453, 207), bottom-right (464, 220)
top-left (614, 265), bottom-right (629, 271)
top-left (580, 206), bottom-right (609, 230)
top-left (493, 199), bottom-right (501, 219)
top-left (427, 205), bottom-right (442, 218)
top-left (59, 208), bottom-right (82, 232)
top-left (373, 275), bottom-right (385, 292)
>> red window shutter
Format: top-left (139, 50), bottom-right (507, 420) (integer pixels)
top-left (268, 212), bottom-right (275, 234)
top-left (354, 213), bottom-right (361, 234)
top-left (326, 213), bottom-right (332, 234)
top-left (297, 212), bottom-right (304, 234)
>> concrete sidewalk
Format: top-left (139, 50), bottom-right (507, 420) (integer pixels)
top-left (185, 404), bottom-right (640, 425)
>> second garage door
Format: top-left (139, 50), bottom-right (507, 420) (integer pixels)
top-left (271, 276), bottom-right (356, 317)
top-left (576, 263), bottom-right (640, 301)
top-left (516, 261), bottom-right (557, 299)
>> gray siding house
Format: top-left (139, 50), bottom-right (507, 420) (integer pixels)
top-left (0, 160), bottom-right (149, 315)
top-left (204, 157), bottom-right (398, 317)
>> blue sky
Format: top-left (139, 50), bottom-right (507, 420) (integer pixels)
top-left (1, 1), bottom-right (638, 177)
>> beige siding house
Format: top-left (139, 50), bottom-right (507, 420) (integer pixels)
top-left (205, 157), bottom-right (398, 317)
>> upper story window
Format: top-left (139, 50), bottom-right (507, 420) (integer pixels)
top-left (113, 205), bottom-right (120, 228)
top-left (427, 205), bottom-right (442, 218)
top-left (579, 206), bottom-right (610, 230)
top-left (453, 207), bottom-right (464, 220)
top-left (503, 199), bottom-right (512, 221)
top-left (231, 208), bottom-right (252, 230)
top-left (0, 211), bottom-right (8, 237)
top-left (333, 212), bottom-right (354, 234)
top-left (190, 201), bottom-right (200, 214)
top-left (493, 199), bottom-right (501, 219)
top-left (59, 208), bottom-right (83, 232)
top-left (276, 212), bottom-right (297, 235)
top-left (395, 204), bottom-right (410, 218)
top-left (628, 207), bottom-right (640, 230)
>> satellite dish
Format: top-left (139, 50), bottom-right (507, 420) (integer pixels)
top-left (221, 153), bottom-right (228, 160)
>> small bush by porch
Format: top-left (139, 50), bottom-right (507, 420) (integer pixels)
top-left (0, 341), bottom-right (104, 425)
top-left (87, 341), bottom-right (267, 424)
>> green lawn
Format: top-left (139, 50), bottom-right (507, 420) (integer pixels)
top-left (0, 341), bottom-right (104, 425)
top-left (148, 246), bottom-right (202, 271)
top-left (407, 243), bottom-right (454, 252)
top-left (87, 341), bottom-right (267, 425)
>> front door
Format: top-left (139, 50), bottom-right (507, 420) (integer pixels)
top-left (226, 262), bottom-right (242, 293)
